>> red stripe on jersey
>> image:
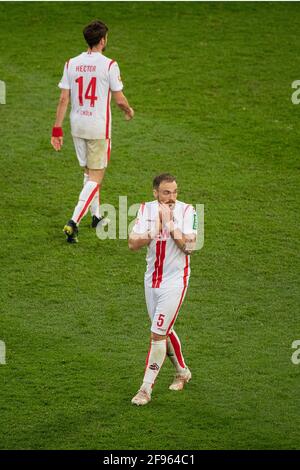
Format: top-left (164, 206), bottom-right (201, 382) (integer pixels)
top-left (166, 285), bottom-right (187, 336)
top-left (107, 139), bottom-right (111, 162)
top-left (152, 241), bottom-right (162, 288)
top-left (105, 61), bottom-right (116, 138)
top-left (155, 241), bottom-right (166, 288)
top-left (152, 240), bottom-right (167, 288)
top-left (75, 184), bottom-right (99, 224)
top-left (183, 255), bottom-right (189, 287)
top-left (108, 59), bottom-right (115, 70)
top-left (105, 89), bottom-right (111, 139)
top-left (140, 203), bottom-right (145, 215)
top-left (66, 59), bottom-right (70, 69)
top-left (169, 332), bottom-right (186, 369)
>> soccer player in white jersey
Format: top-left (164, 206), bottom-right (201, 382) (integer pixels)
top-left (51, 20), bottom-right (134, 243)
top-left (128, 174), bottom-right (197, 406)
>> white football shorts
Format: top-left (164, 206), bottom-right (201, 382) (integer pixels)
top-left (144, 284), bottom-right (188, 336)
top-left (72, 137), bottom-right (111, 170)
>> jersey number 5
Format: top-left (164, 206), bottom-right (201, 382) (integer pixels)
top-left (156, 314), bottom-right (165, 328)
top-left (75, 76), bottom-right (98, 107)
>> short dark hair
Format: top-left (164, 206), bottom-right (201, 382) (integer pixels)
top-left (153, 173), bottom-right (177, 190)
top-left (83, 20), bottom-right (108, 48)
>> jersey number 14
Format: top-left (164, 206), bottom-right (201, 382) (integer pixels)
top-left (75, 76), bottom-right (98, 107)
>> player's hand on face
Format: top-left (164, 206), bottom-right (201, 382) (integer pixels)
top-left (124, 107), bottom-right (134, 121)
top-left (159, 203), bottom-right (173, 225)
top-left (51, 136), bottom-right (63, 151)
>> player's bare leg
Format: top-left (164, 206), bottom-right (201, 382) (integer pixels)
top-left (64, 168), bottom-right (105, 242)
top-left (167, 329), bottom-right (192, 391)
top-left (131, 333), bottom-right (167, 406)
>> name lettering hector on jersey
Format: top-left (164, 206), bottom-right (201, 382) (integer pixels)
top-left (75, 65), bottom-right (97, 72)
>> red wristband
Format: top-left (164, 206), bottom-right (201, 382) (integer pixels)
top-left (52, 127), bottom-right (63, 137)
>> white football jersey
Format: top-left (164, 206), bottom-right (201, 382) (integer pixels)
top-left (58, 51), bottom-right (123, 139)
top-left (132, 200), bottom-right (197, 288)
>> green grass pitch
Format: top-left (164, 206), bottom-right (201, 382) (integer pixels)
top-left (0, 1), bottom-right (299, 450)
